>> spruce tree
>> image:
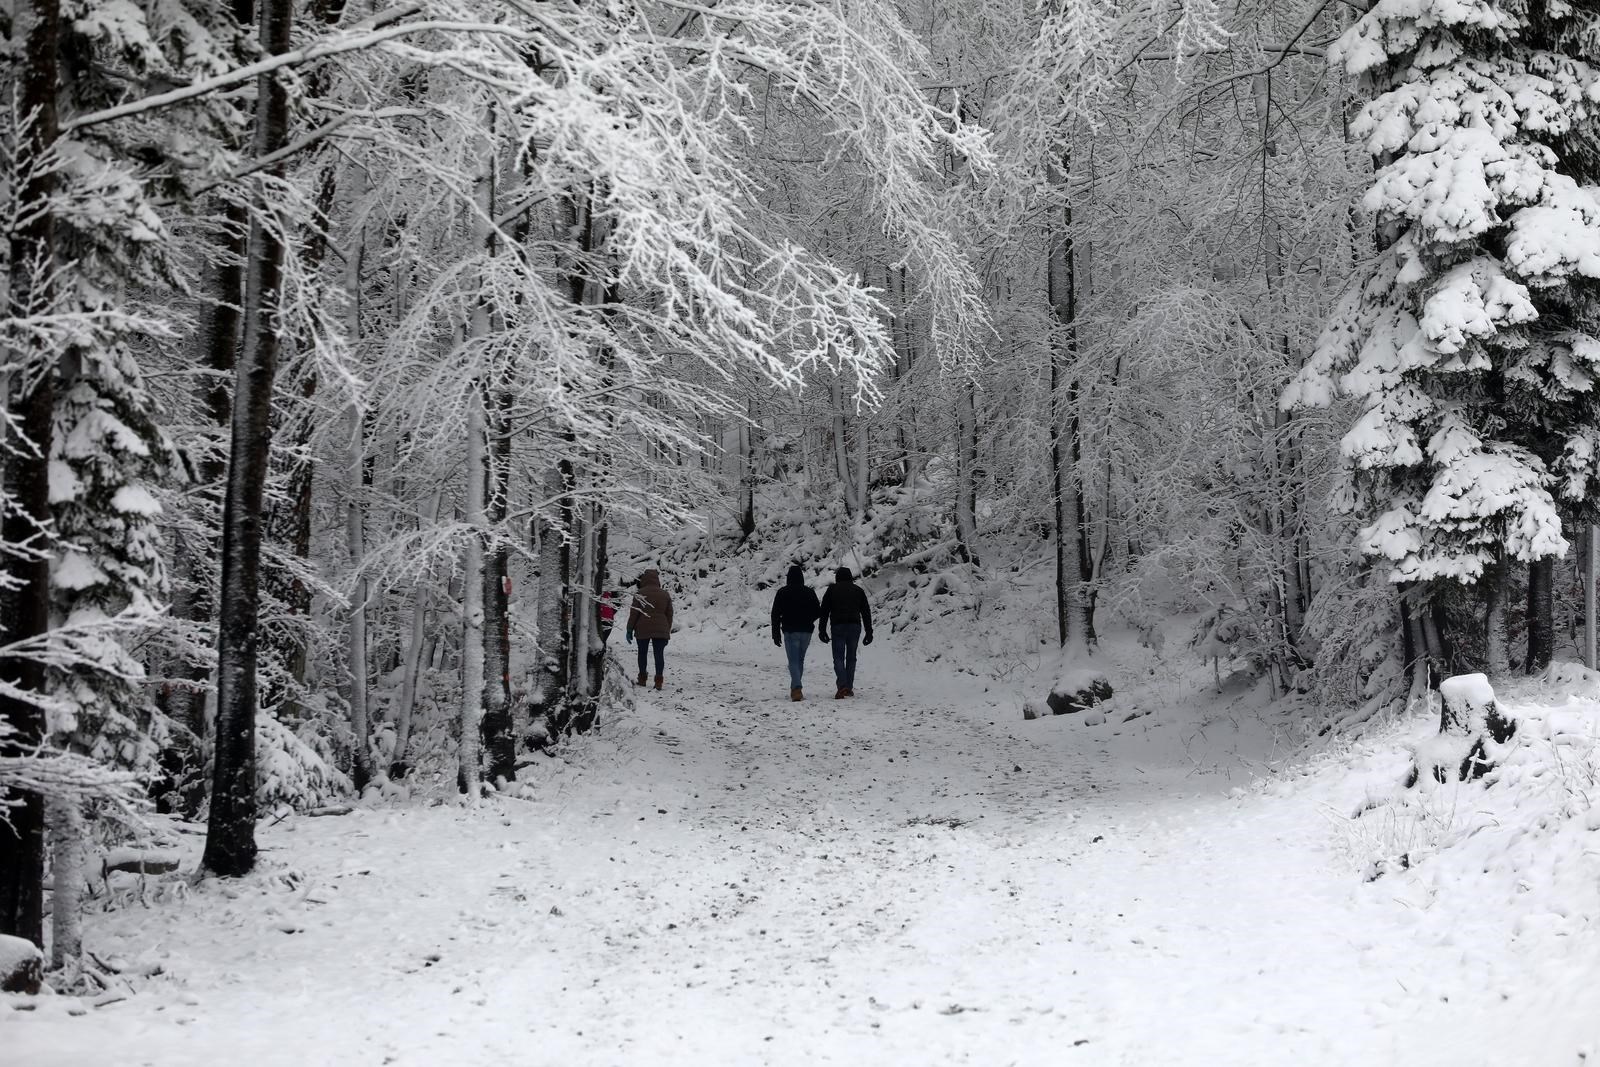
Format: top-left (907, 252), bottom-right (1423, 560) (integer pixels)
top-left (1285, 1), bottom-right (1600, 598)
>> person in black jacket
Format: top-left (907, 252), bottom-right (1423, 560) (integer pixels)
top-left (771, 564), bottom-right (821, 701)
top-left (817, 566), bottom-right (873, 699)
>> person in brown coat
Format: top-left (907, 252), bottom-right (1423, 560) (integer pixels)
top-left (625, 568), bottom-right (674, 689)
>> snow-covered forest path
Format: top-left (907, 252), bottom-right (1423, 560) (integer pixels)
top-left (7, 639), bottom-right (1594, 1065)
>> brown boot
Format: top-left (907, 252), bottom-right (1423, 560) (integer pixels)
top-left (636, 671), bottom-right (647, 687)
top-left (835, 687), bottom-right (847, 699)
top-left (790, 687), bottom-right (803, 702)
top-left (654, 674), bottom-right (664, 690)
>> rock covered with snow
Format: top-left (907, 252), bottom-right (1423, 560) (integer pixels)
top-left (0, 934), bottom-right (42, 994)
top-left (1045, 667), bottom-right (1114, 716)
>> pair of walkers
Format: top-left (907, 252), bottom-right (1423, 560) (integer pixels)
top-left (771, 565), bottom-right (874, 700)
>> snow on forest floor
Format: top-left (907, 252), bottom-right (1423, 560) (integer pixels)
top-left (5, 629), bottom-right (1600, 1066)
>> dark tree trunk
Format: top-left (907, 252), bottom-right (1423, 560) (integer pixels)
top-left (0, 0), bottom-right (60, 953)
top-left (203, 0), bottom-right (294, 878)
top-left (482, 385), bottom-right (515, 782)
top-left (953, 383), bottom-right (980, 567)
top-left (1049, 321), bottom-right (1069, 646)
top-left (1070, 379), bottom-right (1096, 650)
top-left (270, 164), bottom-right (336, 714)
top-left (202, 204), bottom-right (248, 480)
top-left (0, 387), bottom-right (53, 952)
top-left (585, 520), bottom-right (609, 703)
top-left (1047, 164), bottom-right (1089, 652)
top-left (1400, 583), bottom-right (1447, 701)
top-left (1527, 556), bottom-right (1555, 673)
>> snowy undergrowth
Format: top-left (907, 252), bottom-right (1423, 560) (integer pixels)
top-left (1307, 665), bottom-right (1600, 945)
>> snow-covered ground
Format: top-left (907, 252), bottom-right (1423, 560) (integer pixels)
top-left (5, 627), bottom-right (1599, 1065)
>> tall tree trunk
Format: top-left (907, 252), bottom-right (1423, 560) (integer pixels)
top-left (556, 453), bottom-right (575, 708)
top-left (1485, 558), bottom-right (1509, 677)
top-left (1527, 556), bottom-right (1555, 673)
top-left (482, 387), bottom-right (515, 783)
top-left (459, 383), bottom-right (486, 797)
top-left (1047, 171), bottom-right (1088, 652)
top-left (1586, 524), bottom-right (1598, 671)
top-left (203, 0), bottom-right (294, 877)
top-left (888, 265), bottom-right (918, 486)
top-left (1400, 583), bottom-right (1446, 704)
top-left (831, 376), bottom-right (852, 518)
top-left (345, 412), bottom-right (371, 793)
top-left (568, 504), bottom-right (597, 703)
top-left (391, 491), bottom-right (440, 778)
top-left (855, 415), bottom-right (870, 522)
top-left (953, 381), bottom-right (980, 567)
top-left (177, 201), bottom-right (249, 735)
top-left (586, 518), bottom-right (609, 703)
top-left (198, 200), bottom-right (248, 492)
top-left (529, 470), bottom-right (569, 735)
top-left (273, 163), bottom-right (343, 718)
top-left (737, 400), bottom-right (756, 540)
top-left (1273, 407), bottom-right (1306, 666)
top-left (0, 0), bottom-right (59, 953)
top-left (1069, 382), bottom-right (1095, 651)
top-left (46, 799), bottom-right (84, 977)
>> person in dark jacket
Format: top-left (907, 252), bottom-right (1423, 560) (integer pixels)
top-left (771, 564), bottom-right (821, 701)
top-left (817, 566), bottom-right (873, 698)
top-left (625, 569), bottom-right (674, 689)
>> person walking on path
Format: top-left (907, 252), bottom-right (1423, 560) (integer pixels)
top-left (817, 566), bottom-right (873, 699)
top-left (771, 564), bottom-right (821, 701)
top-left (625, 569), bottom-right (674, 689)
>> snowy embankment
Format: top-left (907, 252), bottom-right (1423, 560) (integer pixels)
top-left (4, 629), bottom-right (1599, 1065)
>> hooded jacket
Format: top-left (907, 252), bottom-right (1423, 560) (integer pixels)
top-left (818, 567), bottom-right (872, 640)
top-left (771, 565), bottom-right (821, 640)
top-left (627, 569), bottom-right (674, 640)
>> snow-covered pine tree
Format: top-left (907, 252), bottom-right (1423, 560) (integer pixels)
top-left (1284, 0), bottom-right (1600, 674)
top-left (2, 0), bottom-right (237, 955)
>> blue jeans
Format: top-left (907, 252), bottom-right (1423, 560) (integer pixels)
top-left (830, 623), bottom-right (861, 689)
top-left (636, 637), bottom-right (667, 677)
top-left (783, 631), bottom-right (811, 690)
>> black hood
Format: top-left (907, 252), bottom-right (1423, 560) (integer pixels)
top-left (835, 566), bottom-right (854, 583)
top-left (786, 565), bottom-right (805, 586)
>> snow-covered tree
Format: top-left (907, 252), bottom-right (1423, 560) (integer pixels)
top-left (1285, 1), bottom-right (1600, 601)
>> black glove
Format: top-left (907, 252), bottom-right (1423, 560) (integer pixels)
top-left (773, 634), bottom-right (782, 647)
top-left (818, 629), bottom-right (830, 643)
top-left (864, 632), bottom-right (874, 646)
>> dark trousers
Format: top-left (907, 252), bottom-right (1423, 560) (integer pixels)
top-left (783, 631), bottom-right (812, 689)
top-left (830, 623), bottom-right (861, 689)
top-left (636, 637), bottom-right (667, 677)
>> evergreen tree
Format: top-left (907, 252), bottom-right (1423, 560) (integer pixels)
top-left (1285, 1), bottom-right (1600, 592)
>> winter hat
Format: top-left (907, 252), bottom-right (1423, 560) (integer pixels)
top-left (836, 566), bottom-right (854, 583)
top-left (787, 564), bottom-right (805, 585)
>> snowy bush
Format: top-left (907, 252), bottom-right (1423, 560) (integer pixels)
top-left (254, 713), bottom-right (351, 812)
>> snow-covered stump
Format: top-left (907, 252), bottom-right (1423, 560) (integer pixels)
top-left (1409, 673), bottom-right (1517, 786)
top-left (1024, 667), bottom-right (1114, 721)
top-left (0, 934), bottom-right (43, 994)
